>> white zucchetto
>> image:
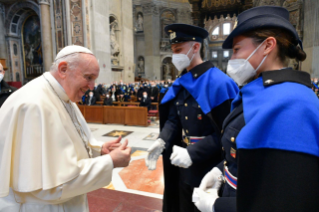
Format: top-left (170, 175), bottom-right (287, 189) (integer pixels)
top-left (55, 45), bottom-right (93, 61)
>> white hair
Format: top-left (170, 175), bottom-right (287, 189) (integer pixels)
top-left (50, 53), bottom-right (81, 72)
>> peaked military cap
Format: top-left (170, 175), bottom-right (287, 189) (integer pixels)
top-left (223, 6), bottom-right (302, 49)
top-left (165, 23), bottom-right (209, 44)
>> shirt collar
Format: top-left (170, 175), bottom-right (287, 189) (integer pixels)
top-left (178, 61), bottom-right (214, 79)
top-left (44, 72), bottom-right (70, 102)
top-left (261, 68), bottom-right (312, 88)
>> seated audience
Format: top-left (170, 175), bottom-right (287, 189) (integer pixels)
top-left (103, 93), bottom-right (113, 105)
top-left (85, 91), bottom-right (96, 105)
top-left (139, 91), bottom-right (151, 111)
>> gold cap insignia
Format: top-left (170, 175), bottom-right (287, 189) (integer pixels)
top-left (170, 32), bottom-right (176, 40)
top-left (233, 18), bottom-right (238, 30)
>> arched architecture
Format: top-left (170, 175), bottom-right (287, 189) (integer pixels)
top-left (133, 0), bottom-right (192, 80)
top-left (0, 0), bottom-right (135, 85)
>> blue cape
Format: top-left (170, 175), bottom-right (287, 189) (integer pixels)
top-left (161, 67), bottom-right (239, 115)
top-left (236, 77), bottom-right (319, 157)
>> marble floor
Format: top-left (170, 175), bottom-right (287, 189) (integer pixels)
top-left (87, 123), bottom-right (164, 211)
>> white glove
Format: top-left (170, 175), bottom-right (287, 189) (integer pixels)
top-left (199, 167), bottom-right (224, 191)
top-left (145, 138), bottom-right (165, 170)
top-left (193, 188), bottom-right (218, 212)
top-left (170, 145), bottom-right (192, 168)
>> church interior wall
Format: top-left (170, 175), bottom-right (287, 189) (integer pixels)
top-left (302, 0), bottom-right (319, 76)
top-left (133, 0), bottom-right (192, 80)
top-left (90, 0), bottom-right (113, 84)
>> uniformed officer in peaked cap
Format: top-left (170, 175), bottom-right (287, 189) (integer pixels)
top-left (144, 23), bottom-right (239, 212)
top-left (194, 6), bottom-right (319, 212)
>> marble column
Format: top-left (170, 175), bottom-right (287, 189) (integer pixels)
top-left (39, 0), bottom-right (53, 72)
top-left (0, 3), bottom-right (9, 81)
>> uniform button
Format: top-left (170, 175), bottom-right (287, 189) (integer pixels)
top-left (194, 74), bottom-right (198, 77)
top-left (224, 161), bottom-right (227, 165)
top-left (176, 102), bottom-right (179, 105)
top-left (186, 130), bottom-right (189, 133)
top-left (185, 103), bottom-right (188, 107)
top-left (221, 129), bottom-right (224, 134)
top-left (231, 137), bottom-right (235, 142)
top-left (185, 116), bottom-right (188, 120)
top-left (222, 147), bottom-right (224, 151)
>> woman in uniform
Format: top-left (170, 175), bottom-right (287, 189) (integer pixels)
top-left (193, 5), bottom-right (319, 212)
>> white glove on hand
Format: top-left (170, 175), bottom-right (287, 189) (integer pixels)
top-left (193, 188), bottom-right (218, 212)
top-left (170, 145), bottom-right (192, 168)
top-left (199, 167), bottom-right (224, 191)
top-left (145, 138), bottom-right (165, 170)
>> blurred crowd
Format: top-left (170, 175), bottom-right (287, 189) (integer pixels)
top-left (80, 80), bottom-right (174, 110)
top-left (311, 78), bottom-right (319, 98)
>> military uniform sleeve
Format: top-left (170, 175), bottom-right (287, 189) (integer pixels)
top-left (159, 100), bottom-right (182, 149)
top-left (187, 99), bottom-right (232, 163)
top-left (31, 154), bottom-right (113, 201)
top-left (237, 149), bottom-right (319, 212)
top-left (214, 197), bottom-right (236, 212)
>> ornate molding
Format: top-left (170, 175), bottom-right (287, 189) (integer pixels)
top-left (143, 3), bottom-right (159, 16)
top-left (38, 0), bottom-right (50, 6)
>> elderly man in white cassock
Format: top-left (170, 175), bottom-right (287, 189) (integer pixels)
top-left (0, 45), bottom-right (131, 211)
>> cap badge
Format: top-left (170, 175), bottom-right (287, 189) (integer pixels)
top-left (233, 18), bottom-right (238, 29)
top-left (170, 32), bottom-right (176, 40)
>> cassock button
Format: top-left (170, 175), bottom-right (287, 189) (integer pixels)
top-left (185, 103), bottom-right (188, 107)
top-left (231, 137), bottom-right (235, 142)
top-left (185, 116), bottom-right (188, 120)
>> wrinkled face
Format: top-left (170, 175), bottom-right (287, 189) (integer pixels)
top-left (63, 54), bottom-right (99, 102)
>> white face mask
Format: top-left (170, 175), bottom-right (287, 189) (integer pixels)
top-left (0, 73), bottom-right (3, 82)
top-left (172, 43), bottom-right (195, 71)
top-left (226, 40), bottom-right (268, 86)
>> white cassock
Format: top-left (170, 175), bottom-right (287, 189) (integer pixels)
top-left (0, 72), bottom-right (114, 212)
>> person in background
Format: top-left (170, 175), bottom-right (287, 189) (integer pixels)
top-left (137, 83), bottom-right (144, 101)
top-left (150, 82), bottom-right (159, 102)
top-left (0, 63), bottom-right (17, 108)
top-left (103, 92), bottom-right (113, 106)
top-left (158, 81), bottom-right (169, 103)
top-left (85, 91), bottom-right (96, 106)
top-left (140, 91), bottom-right (151, 111)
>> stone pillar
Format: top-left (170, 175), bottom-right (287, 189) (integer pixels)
top-left (143, 3), bottom-right (161, 80)
top-left (0, 3), bottom-right (9, 81)
top-left (39, 0), bottom-right (53, 72)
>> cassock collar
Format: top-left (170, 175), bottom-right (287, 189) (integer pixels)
top-left (43, 72), bottom-right (70, 102)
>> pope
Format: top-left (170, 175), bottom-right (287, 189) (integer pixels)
top-left (0, 45), bottom-right (131, 212)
